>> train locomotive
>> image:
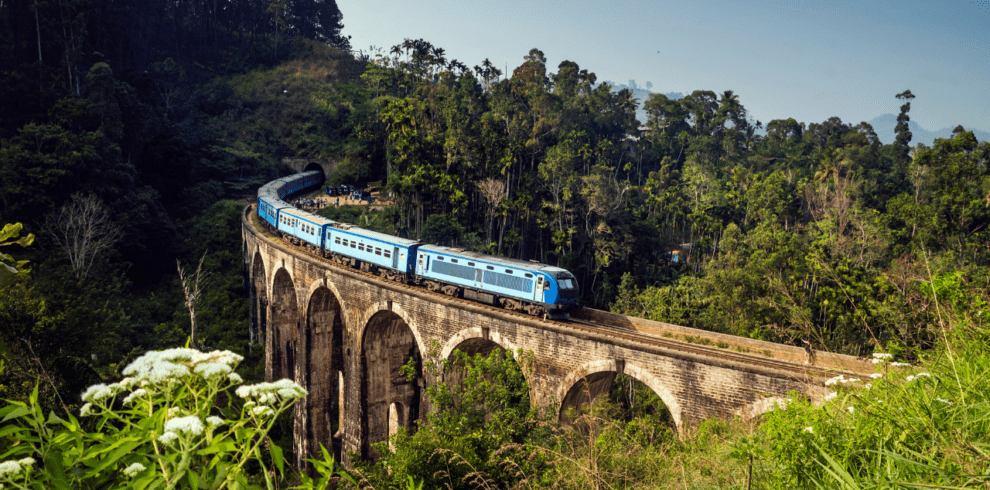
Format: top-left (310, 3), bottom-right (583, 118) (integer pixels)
top-left (256, 171), bottom-right (580, 318)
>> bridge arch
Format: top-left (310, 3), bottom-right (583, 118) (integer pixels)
top-left (439, 327), bottom-right (521, 361)
top-left (250, 251), bottom-right (268, 346)
top-left (557, 359), bottom-right (684, 430)
top-left (360, 309), bottom-right (423, 458)
top-left (269, 268), bottom-right (300, 384)
top-left (300, 285), bottom-right (347, 463)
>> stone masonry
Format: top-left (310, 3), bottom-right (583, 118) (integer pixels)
top-left (241, 205), bottom-right (871, 467)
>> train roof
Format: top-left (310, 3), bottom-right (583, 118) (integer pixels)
top-left (419, 244), bottom-right (571, 275)
top-left (332, 224), bottom-right (420, 247)
top-left (279, 207), bottom-right (337, 226)
top-left (258, 195), bottom-right (294, 209)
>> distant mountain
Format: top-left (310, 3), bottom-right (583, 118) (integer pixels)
top-left (603, 83), bottom-right (682, 124)
top-left (867, 114), bottom-right (990, 147)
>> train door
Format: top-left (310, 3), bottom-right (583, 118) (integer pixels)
top-left (392, 247), bottom-right (399, 269)
top-left (474, 268), bottom-right (482, 288)
top-left (535, 276), bottom-right (545, 303)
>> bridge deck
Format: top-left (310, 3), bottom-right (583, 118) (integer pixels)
top-left (244, 204), bottom-right (871, 380)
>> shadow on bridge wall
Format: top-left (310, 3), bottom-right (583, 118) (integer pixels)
top-left (361, 310), bottom-right (422, 460)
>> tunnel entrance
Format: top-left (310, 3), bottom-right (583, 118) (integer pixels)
top-left (302, 162), bottom-right (326, 183)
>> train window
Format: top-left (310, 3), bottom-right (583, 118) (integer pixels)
top-left (358, 243), bottom-right (365, 251)
top-left (525, 273), bottom-right (533, 278)
top-left (350, 241), bottom-right (356, 248)
top-left (487, 266), bottom-right (494, 270)
top-left (335, 237), bottom-right (340, 244)
top-left (468, 262), bottom-right (475, 266)
top-left (342, 239), bottom-right (348, 246)
top-left (375, 247), bottom-right (382, 256)
top-left (437, 256), bottom-right (444, 261)
top-left (384, 250), bottom-right (391, 258)
top-left (451, 259), bottom-right (458, 263)
top-left (505, 269), bottom-right (513, 274)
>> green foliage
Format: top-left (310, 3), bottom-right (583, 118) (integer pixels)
top-left (0, 348), bottom-right (312, 489)
top-left (0, 223), bottom-right (34, 283)
top-left (352, 348), bottom-right (549, 489)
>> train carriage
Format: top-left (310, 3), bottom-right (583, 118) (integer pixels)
top-left (277, 207), bottom-right (333, 252)
top-left (415, 245), bottom-right (579, 316)
top-left (257, 195), bottom-right (293, 230)
top-left (324, 225), bottom-right (419, 281)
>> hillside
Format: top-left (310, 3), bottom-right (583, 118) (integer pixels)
top-left (868, 113), bottom-right (990, 146)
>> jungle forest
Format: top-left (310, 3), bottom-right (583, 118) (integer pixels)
top-left (2, 0), bottom-right (990, 487)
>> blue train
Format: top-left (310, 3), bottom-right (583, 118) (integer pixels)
top-left (256, 171), bottom-right (580, 317)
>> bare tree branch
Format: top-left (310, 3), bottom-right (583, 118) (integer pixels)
top-left (177, 252), bottom-right (209, 349)
top-left (44, 194), bottom-right (121, 282)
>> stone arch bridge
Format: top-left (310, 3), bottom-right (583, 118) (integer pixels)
top-left (241, 205), bottom-right (869, 465)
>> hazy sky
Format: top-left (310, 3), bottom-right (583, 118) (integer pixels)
top-left (340, 0), bottom-right (990, 132)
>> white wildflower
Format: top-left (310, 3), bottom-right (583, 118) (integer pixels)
top-left (869, 373), bottom-right (883, 379)
top-left (194, 362), bottom-right (232, 379)
top-left (228, 373), bottom-right (243, 384)
top-left (906, 375), bottom-right (916, 382)
top-left (118, 377), bottom-right (135, 389)
top-left (81, 383), bottom-right (114, 403)
top-left (164, 416), bottom-right (205, 436)
top-left (0, 461), bottom-right (22, 478)
top-left (278, 387), bottom-right (306, 400)
top-left (80, 403), bottom-right (95, 417)
top-left (824, 392), bottom-right (838, 402)
top-left (206, 416), bottom-right (225, 428)
top-left (158, 431), bottom-right (179, 445)
top-left (847, 406), bottom-right (855, 414)
top-left (871, 353), bottom-right (893, 364)
top-left (915, 372), bottom-right (932, 378)
top-left (236, 379), bottom-right (307, 402)
top-left (824, 375), bottom-right (845, 386)
top-left (243, 401), bottom-right (256, 411)
top-left (17, 458), bottom-right (34, 468)
top-left (803, 426), bottom-right (814, 434)
top-left (890, 362), bottom-right (911, 367)
top-left (252, 405), bottom-right (274, 417)
top-left (937, 398), bottom-right (951, 405)
top-left (122, 389), bottom-right (148, 405)
top-left (122, 462), bottom-right (146, 477)
top-left (167, 407), bottom-right (181, 418)
top-left (864, 383), bottom-right (872, 390)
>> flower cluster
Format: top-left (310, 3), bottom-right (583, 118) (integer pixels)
top-left (121, 348), bottom-right (244, 388)
top-left (0, 458), bottom-right (34, 478)
top-left (871, 352), bottom-right (893, 364)
top-left (235, 379), bottom-right (307, 418)
top-left (824, 374), bottom-right (861, 387)
top-left (122, 462), bottom-right (146, 478)
top-left (905, 372), bottom-right (932, 382)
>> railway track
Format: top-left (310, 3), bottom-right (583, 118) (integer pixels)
top-left (246, 205), bottom-right (863, 381)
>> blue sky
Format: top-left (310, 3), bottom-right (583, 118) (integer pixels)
top-left (340, 0), bottom-right (990, 131)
